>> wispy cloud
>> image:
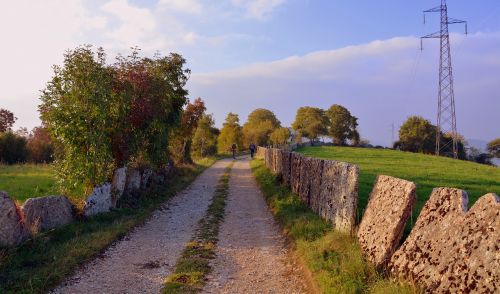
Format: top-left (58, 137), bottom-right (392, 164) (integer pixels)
top-left (230, 0), bottom-right (286, 20)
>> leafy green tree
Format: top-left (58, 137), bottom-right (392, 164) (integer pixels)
top-left (487, 138), bottom-right (500, 158)
top-left (292, 107), bottom-right (328, 144)
top-left (192, 114), bottom-right (218, 157)
top-left (397, 116), bottom-right (436, 154)
top-left (169, 97), bottom-right (206, 163)
top-left (0, 132), bottom-right (27, 164)
top-left (0, 108), bottom-right (16, 133)
top-left (40, 46), bottom-right (189, 191)
top-left (326, 104), bottom-right (358, 145)
top-left (242, 108), bottom-right (281, 146)
top-left (217, 112), bottom-right (243, 153)
top-left (270, 127), bottom-right (291, 146)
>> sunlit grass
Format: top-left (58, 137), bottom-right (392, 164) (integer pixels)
top-left (297, 146), bottom-right (500, 229)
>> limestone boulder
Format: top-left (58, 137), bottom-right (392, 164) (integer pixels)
top-left (22, 195), bottom-right (75, 232)
top-left (308, 158), bottom-right (324, 214)
top-left (390, 189), bottom-right (499, 293)
top-left (0, 191), bottom-right (28, 246)
top-left (281, 151), bottom-right (292, 185)
top-left (298, 157), bottom-right (312, 205)
top-left (84, 183), bottom-right (113, 216)
top-left (290, 153), bottom-right (303, 194)
top-left (126, 169), bottom-right (141, 192)
top-left (112, 167), bottom-right (127, 202)
top-left (141, 168), bottom-right (154, 190)
top-left (318, 160), bottom-right (358, 233)
top-left (357, 175), bottom-right (416, 267)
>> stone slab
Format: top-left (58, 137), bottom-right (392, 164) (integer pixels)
top-left (357, 175), bottom-right (416, 267)
top-left (281, 151), bottom-right (291, 186)
top-left (290, 152), bottom-right (303, 195)
top-left (318, 160), bottom-right (358, 233)
top-left (390, 189), bottom-right (499, 293)
top-left (126, 169), bottom-right (141, 192)
top-left (0, 191), bottom-right (28, 246)
top-left (84, 183), bottom-right (113, 216)
top-left (22, 195), bottom-right (75, 232)
top-left (112, 167), bottom-right (127, 202)
top-left (308, 158), bottom-right (324, 214)
top-left (298, 157), bottom-right (312, 205)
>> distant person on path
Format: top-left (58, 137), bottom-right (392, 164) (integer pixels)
top-left (249, 143), bottom-right (256, 159)
top-left (231, 143), bottom-right (237, 159)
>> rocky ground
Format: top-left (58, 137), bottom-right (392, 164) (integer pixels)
top-left (203, 158), bottom-right (307, 294)
top-left (52, 159), bottom-right (232, 294)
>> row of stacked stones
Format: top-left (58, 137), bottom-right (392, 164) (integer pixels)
top-left (263, 148), bottom-right (359, 233)
top-left (261, 146), bottom-right (499, 292)
top-left (0, 163), bottom-right (174, 247)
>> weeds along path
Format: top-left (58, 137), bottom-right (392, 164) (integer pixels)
top-left (204, 157), bottom-right (307, 294)
top-left (52, 158), bottom-right (232, 294)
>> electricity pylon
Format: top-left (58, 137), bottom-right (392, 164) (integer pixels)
top-left (421, 0), bottom-right (467, 158)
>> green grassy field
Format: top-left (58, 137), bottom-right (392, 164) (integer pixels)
top-left (297, 146), bottom-right (500, 226)
top-left (0, 164), bottom-right (58, 202)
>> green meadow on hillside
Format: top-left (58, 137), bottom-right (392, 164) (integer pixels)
top-left (297, 146), bottom-right (500, 226)
top-left (0, 164), bottom-right (58, 202)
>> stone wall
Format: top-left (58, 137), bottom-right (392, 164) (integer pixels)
top-left (259, 146), bottom-right (499, 292)
top-left (0, 164), bottom-right (175, 247)
top-left (263, 148), bottom-right (358, 233)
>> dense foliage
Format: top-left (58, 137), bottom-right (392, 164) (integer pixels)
top-left (292, 107), bottom-right (328, 144)
top-left (269, 127), bottom-right (291, 146)
top-left (326, 104), bottom-right (359, 145)
top-left (487, 138), bottom-right (500, 158)
top-left (0, 132), bottom-right (27, 164)
top-left (242, 108), bottom-right (281, 146)
top-left (39, 46), bottom-right (189, 191)
top-left (169, 98), bottom-right (206, 164)
top-left (0, 108), bottom-right (16, 133)
top-left (192, 114), bottom-right (219, 158)
top-left (217, 112), bottom-right (243, 153)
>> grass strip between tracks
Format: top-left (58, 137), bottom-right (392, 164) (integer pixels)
top-left (162, 161), bottom-right (234, 293)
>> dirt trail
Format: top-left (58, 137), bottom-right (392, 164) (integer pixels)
top-left (52, 159), bottom-right (232, 294)
top-left (204, 157), bottom-right (307, 294)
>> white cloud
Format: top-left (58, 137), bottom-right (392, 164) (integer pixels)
top-left (158, 0), bottom-right (202, 14)
top-left (231, 0), bottom-right (286, 20)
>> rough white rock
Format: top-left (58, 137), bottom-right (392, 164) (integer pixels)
top-left (22, 195), bottom-right (75, 232)
top-left (126, 169), bottom-right (141, 192)
top-left (0, 191), bottom-right (28, 246)
top-left (141, 168), bottom-right (154, 190)
top-left (112, 167), bottom-right (127, 202)
top-left (84, 183), bottom-right (113, 216)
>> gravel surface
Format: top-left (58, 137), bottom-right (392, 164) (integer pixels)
top-left (204, 157), bottom-right (307, 294)
top-left (52, 159), bottom-right (232, 294)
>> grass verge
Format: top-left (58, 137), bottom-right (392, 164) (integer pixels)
top-left (0, 157), bottom-right (217, 294)
top-left (250, 159), bottom-right (417, 294)
top-left (162, 162), bottom-right (233, 293)
top-left (297, 146), bottom-right (500, 228)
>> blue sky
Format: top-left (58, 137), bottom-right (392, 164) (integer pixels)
top-left (1, 0), bottom-right (499, 147)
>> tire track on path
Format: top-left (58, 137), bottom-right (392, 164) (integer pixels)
top-left (204, 157), bottom-right (307, 294)
top-left (52, 158), bottom-right (232, 294)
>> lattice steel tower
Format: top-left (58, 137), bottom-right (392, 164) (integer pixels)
top-left (421, 0), bottom-right (467, 158)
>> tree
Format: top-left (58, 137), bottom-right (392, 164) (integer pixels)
top-left (217, 112), bottom-right (243, 153)
top-left (192, 114), bottom-right (218, 158)
top-left (467, 147), bottom-right (493, 165)
top-left (0, 132), bottom-right (27, 164)
top-left (40, 46), bottom-right (189, 191)
top-left (242, 108), bottom-right (280, 146)
top-left (170, 97), bottom-right (206, 163)
top-left (0, 108), bottom-right (16, 133)
top-left (326, 104), bottom-right (358, 145)
top-left (487, 138), bottom-right (500, 158)
top-left (397, 116), bottom-right (436, 153)
top-left (26, 126), bottom-right (54, 163)
top-left (270, 127), bottom-right (291, 146)
top-left (292, 107), bottom-right (328, 144)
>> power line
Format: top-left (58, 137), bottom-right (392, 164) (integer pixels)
top-left (421, 0), bottom-right (467, 159)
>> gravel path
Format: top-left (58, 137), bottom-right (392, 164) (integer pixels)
top-left (204, 157), bottom-right (307, 294)
top-left (52, 159), bottom-right (232, 294)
